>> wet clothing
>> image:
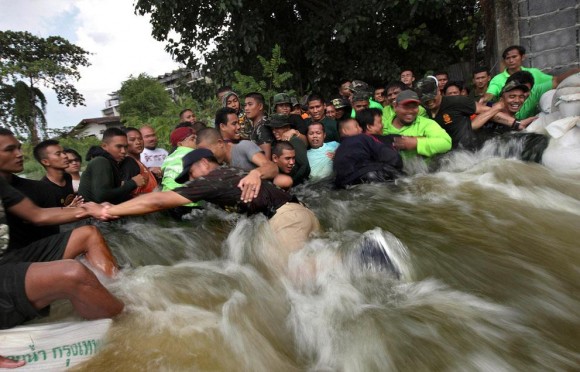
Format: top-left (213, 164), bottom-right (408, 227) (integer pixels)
top-left (308, 141), bottom-right (339, 181)
top-left (40, 173), bottom-right (76, 207)
top-left (78, 151), bottom-right (137, 204)
top-left (304, 117), bottom-right (340, 143)
top-left (429, 96), bottom-right (477, 150)
top-left (173, 166), bottom-right (318, 252)
top-left (7, 176), bottom-right (59, 250)
top-left (174, 167), bottom-right (293, 218)
top-left (333, 134), bottom-right (403, 188)
top-left (383, 116), bottom-right (452, 158)
top-left (0, 177), bottom-right (70, 329)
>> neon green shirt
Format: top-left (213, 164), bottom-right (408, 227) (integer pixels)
top-left (383, 115), bottom-right (452, 158)
top-left (487, 67), bottom-right (552, 98)
top-left (161, 146), bottom-right (198, 207)
top-left (382, 105), bottom-right (428, 134)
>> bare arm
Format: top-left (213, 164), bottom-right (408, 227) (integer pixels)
top-left (79, 191), bottom-right (190, 220)
top-left (8, 197), bottom-right (86, 226)
top-left (471, 101), bottom-right (504, 130)
top-left (479, 93), bottom-right (495, 104)
top-left (250, 152), bottom-right (279, 180)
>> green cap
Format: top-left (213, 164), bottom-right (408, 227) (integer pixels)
top-left (266, 114), bottom-right (292, 128)
top-left (273, 93), bottom-right (292, 106)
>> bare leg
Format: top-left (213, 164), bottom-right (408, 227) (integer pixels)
top-left (25, 260), bottom-right (124, 319)
top-left (63, 225), bottom-right (118, 277)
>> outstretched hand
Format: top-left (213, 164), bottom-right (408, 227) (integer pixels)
top-left (76, 202), bottom-right (119, 221)
top-left (0, 355), bottom-right (26, 368)
top-left (238, 170), bottom-right (261, 203)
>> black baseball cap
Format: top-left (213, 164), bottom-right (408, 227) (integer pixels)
top-left (175, 148), bottom-right (217, 184)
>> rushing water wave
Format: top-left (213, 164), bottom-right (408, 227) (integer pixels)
top-left (39, 141), bottom-right (580, 371)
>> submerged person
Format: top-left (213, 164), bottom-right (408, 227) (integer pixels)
top-left (81, 149), bottom-right (320, 257)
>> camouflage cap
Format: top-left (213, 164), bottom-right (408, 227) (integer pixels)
top-left (416, 76), bottom-right (439, 103)
top-left (351, 91), bottom-right (370, 103)
top-left (266, 114), bottom-right (292, 128)
top-left (500, 80), bottom-right (530, 96)
top-left (349, 80), bottom-right (371, 94)
top-left (331, 98), bottom-right (350, 109)
top-left (273, 93), bottom-right (292, 105)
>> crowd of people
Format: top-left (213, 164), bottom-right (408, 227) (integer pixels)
top-left (1, 44), bottom-right (578, 367)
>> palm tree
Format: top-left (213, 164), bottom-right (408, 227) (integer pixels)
top-left (0, 81), bottom-right (47, 144)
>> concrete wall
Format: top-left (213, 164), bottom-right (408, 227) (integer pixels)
top-left (517, 0), bottom-right (579, 74)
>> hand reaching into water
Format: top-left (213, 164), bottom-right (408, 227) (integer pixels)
top-left (0, 355), bottom-right (25, 368)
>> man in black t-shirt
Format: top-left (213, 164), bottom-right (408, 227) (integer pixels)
top-left (82, 149), bottom-right (320, 255)
top-left (0, 176), bottom-right (123, 335)
top-left (417, 77), bottom-right (480, 150)
top-left (33, 139), bottom-right (78, 207)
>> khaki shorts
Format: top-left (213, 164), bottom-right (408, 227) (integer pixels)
top-left (269, 202), bottom-right (320, 253)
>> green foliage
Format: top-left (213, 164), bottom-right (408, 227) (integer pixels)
top-left (0, 81), bottom-right (47, 142)
top-left (232, 45), bottom-right (294, 114)
top-left (135, 0), bottom-right (483, 93)
top-left (119, 72), bottom-right (221, 150)
top-left (118, 74), bottom-right (173, 121)
top-left (0, 30), bottom-right (90, 144)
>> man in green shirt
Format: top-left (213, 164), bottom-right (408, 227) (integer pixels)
top-left (383, 90), bottom-right (452, 158)
top-left (382, 81), bottom-right (428, 134)
top-left (482, 45), bottom-right (579, 119)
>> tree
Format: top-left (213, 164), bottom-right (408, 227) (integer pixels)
top-left (0, 81), bottom-right (47, 140)
top-left (232, 44), bottom-right (294, 114)
top-left (134, 0), bottom-right (482, 94)
top-left (0, 31), bottom-right (91, 144)
top-left (117, 73), bottom-right (174, 122)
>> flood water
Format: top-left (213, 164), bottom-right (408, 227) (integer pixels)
top-left (47, 141), bottom-right (580, 371)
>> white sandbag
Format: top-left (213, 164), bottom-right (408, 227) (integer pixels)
top-left (555, 93), bottom-right (580, 117)
top-left (542, 127), bottom-right (580, 172)
top-left (526, 111), bottom-right (560, 135)
top-left (0, 319), bottom-right (112, 371)
top-left (545, 116), bottom-right (580, 139)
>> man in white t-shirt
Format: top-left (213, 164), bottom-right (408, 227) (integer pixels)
top-left (140, 125), bottom-right (168, 181)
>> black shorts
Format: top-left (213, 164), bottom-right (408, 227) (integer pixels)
top-left (0, 231), bottom-right (72, 329)
top-left (0, 230), bottom-right (72, 265)
top-left (0, 262), bottom-right (44, 329)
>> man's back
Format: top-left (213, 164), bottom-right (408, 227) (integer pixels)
top-left (334, 134), bottom-right (402, 188)
top-left (431, 96), bottom-right (477, 150)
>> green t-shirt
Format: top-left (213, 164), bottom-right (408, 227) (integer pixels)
top-left (383, 115), bottom-right (452, 158)
top-left (487, 67), bottom-right (552, 98)
top-left (487, 67), bottom-right (554, 120)
top-left (161, 146), bottom-right (198, 207)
